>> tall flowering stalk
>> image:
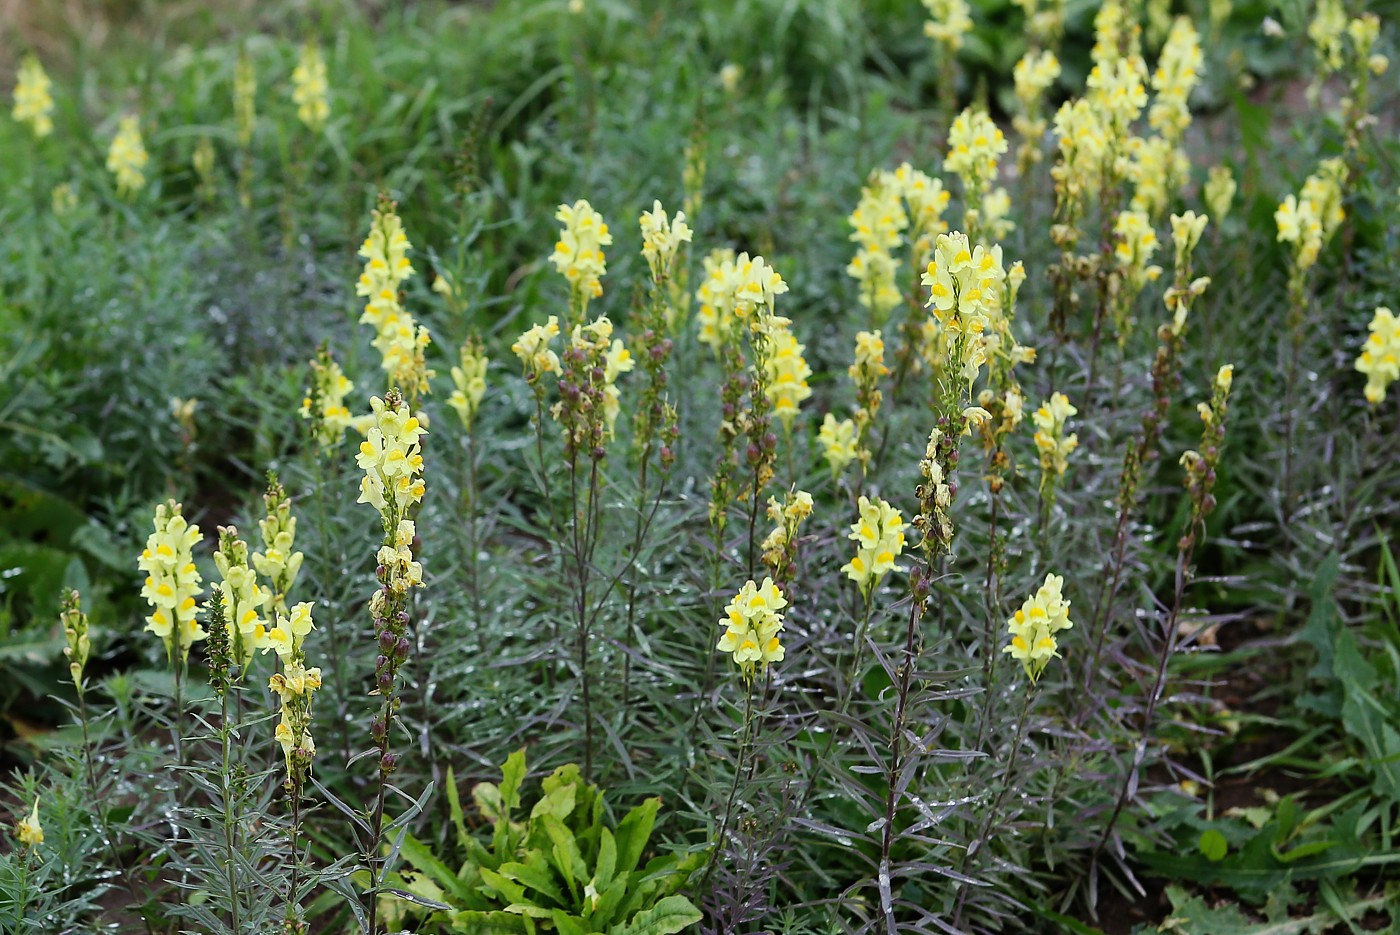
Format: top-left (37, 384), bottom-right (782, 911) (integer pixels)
top-left (1081, 210), bottom-right (1208, 714)
top-left (1012, 50), bottom-right (1061, 174)
top-left (702, 577), bottom-right (788, 888)
top-left (252, 476), bottom-right (304, 620)
top-left (212, 525), bottom-right (270, 672)
top-left (265, 602), bottom-right (322, 933)
top-left (874, 229), bottom-right (1006, 933)
top-left (448, 335), bottom-right (489, 640)
top-left (622, 202), bottom-right (689, 704)
top-left (551, 313), bottom-right (631, 779)
top-left (849, 330), bottom-right (890, 487)
top-left (952, 575), bottom-right (1074, 926)
top-left (200, 588), bottom-right (248, 934)
top-left (1275, 160), bottom-right (1345, 519)
top-left (62, 590), bottom-right (152, 933)
top-left (921, 0), bottom-right (972, 119)
top-left (1090, 364), bottom-right (1234, 891)
top-left (354, 390), bottom-right (427, 935)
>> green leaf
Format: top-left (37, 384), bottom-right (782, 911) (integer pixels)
top-left (479, 866), bottom-right (529, 905)
top-left (613, 798), bottom-right (659, 878)
top-left (593, 828), bottom-right (617, 899)
top-left (1200, 829), bottom-right (1229, 862)
top-left (500, 747), bottom-right (528, 815)
top-left (550, 911), bottom-right (591, 935)
top-left (500, 855), bottom-right (567, 907)
top-left (449, 909), bottom-right (531, 933)
top-left (530, 782), bottom-right (577, 822)
top-left (542, 814), bottom-right (586, 903)
top-left (447, 765), bottom-right (471, 854)
top-left (400, 833), bottom-right (477, 903)
top-left (611, 895), bottom-right (702, 935)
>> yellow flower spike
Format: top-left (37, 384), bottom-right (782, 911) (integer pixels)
top-left (717, 577), bottom-right (789, 680)
top-left (106, 116), bottom-right (149, 199)
top-left (1003, 573), bottom-right (1074, 682)
top-left (291, 43), bottom-right (330, 133)
top-left (551, 199), bottom-right (613, 308)
top-left (841, 496), bottom-right (907, 595)
top-left (138, 500), bottom-right (207, 663)
top-left (1355, 307), bottom-right (1400, 405)
top-left (12, 56), bottom-right (54, 139)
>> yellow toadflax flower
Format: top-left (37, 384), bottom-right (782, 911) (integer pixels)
top-left (356, 393), bottom-right (428, 523)
top-left (695, 248), bottom-right (740, 350)
top-left (1032, 392), bottom-right (1079, 491)
top-left (639, 199), bottom-right (693, 285)
top-left (551, 199), bottom-right (612, 309)
top-left (1355, 307), bottom-right (1400, 405)
top-left (764, 323), bottom-right (812, 430)
top-left (106, 116), bottom-right (149, 199)
top-left (300, 347), bottom-right (356, 450)
top-left (356, 205), bottom-right (434, 399)
top-left (1203, 165), bottom-right (1235, 224)
top-left (1113, 209), bottom-right (1163, 297)
top-left (760, 488), bottom-right (814, 582)
top-left (716, 577), bottom-right (788, 681)
top-left (291, 43), bottom-right (330, 133)
top-left (1149, 17), bottom-right (1203, 144)
top-left (1276, 159), bottom-right (1346, 272)
top-left (138, 500), bottom-right (207, 663)
top-left (12, 56), bottom-right (54, 139)
top-left (922, 0), bottom-right (972, 54)
top-left (945, 108), bottom-right (1008, 229)
top-left (512, 316), bottom-right (563, 381)
top-left (448, 336), bottom-right (489, 430)
top-left (213, 526), bottom-right (270, 669)
top-left (920, 231), bottom-right (1006, 387)
top-left (818, 413), bottom-right (859, 479)
top-left (894, 162), bottom-right (951, 267)
top-left (1003, 573), bottom-right (1073, 682)
top-left (847, 170), bottom-right (908, 320)
top-left (251, 478), bottom-right (303, 619)
top-left (15, 796), bottom-right (43, 848)
top-left (265, 602), bottom-right (322, 782)
top-left (840, 496), bottom-right (907, 596)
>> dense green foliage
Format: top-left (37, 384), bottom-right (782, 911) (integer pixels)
top-left (1, 1), bottom-right (1398, 933)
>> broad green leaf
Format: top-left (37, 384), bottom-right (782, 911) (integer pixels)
top-left (531, 782), bottom-right (577, 822)
top-left (480, 866), bottom-right (529, 905)
top-left (500, 856), bottom-right (567, 907)
top-left (551, 911), bottom-right (591, 935)
top-left (399, 833), bottom-right (476, 902)
top-left (542, 814), bottom-right (585, 902)
top-left (476, 781), bottom-right (505, 824)
top-left (614, 798), bottom-right (659, 878)
top-left (610, 894), bottom-right (702, 935)
top-left (589, 877), bottom-right (629, 929)
top-left (449, 909), bottom-right (530, 933)
top-left (500, 747), bottom-right (528, 815)
top-left (594, 828), bottom-right (617, 898)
